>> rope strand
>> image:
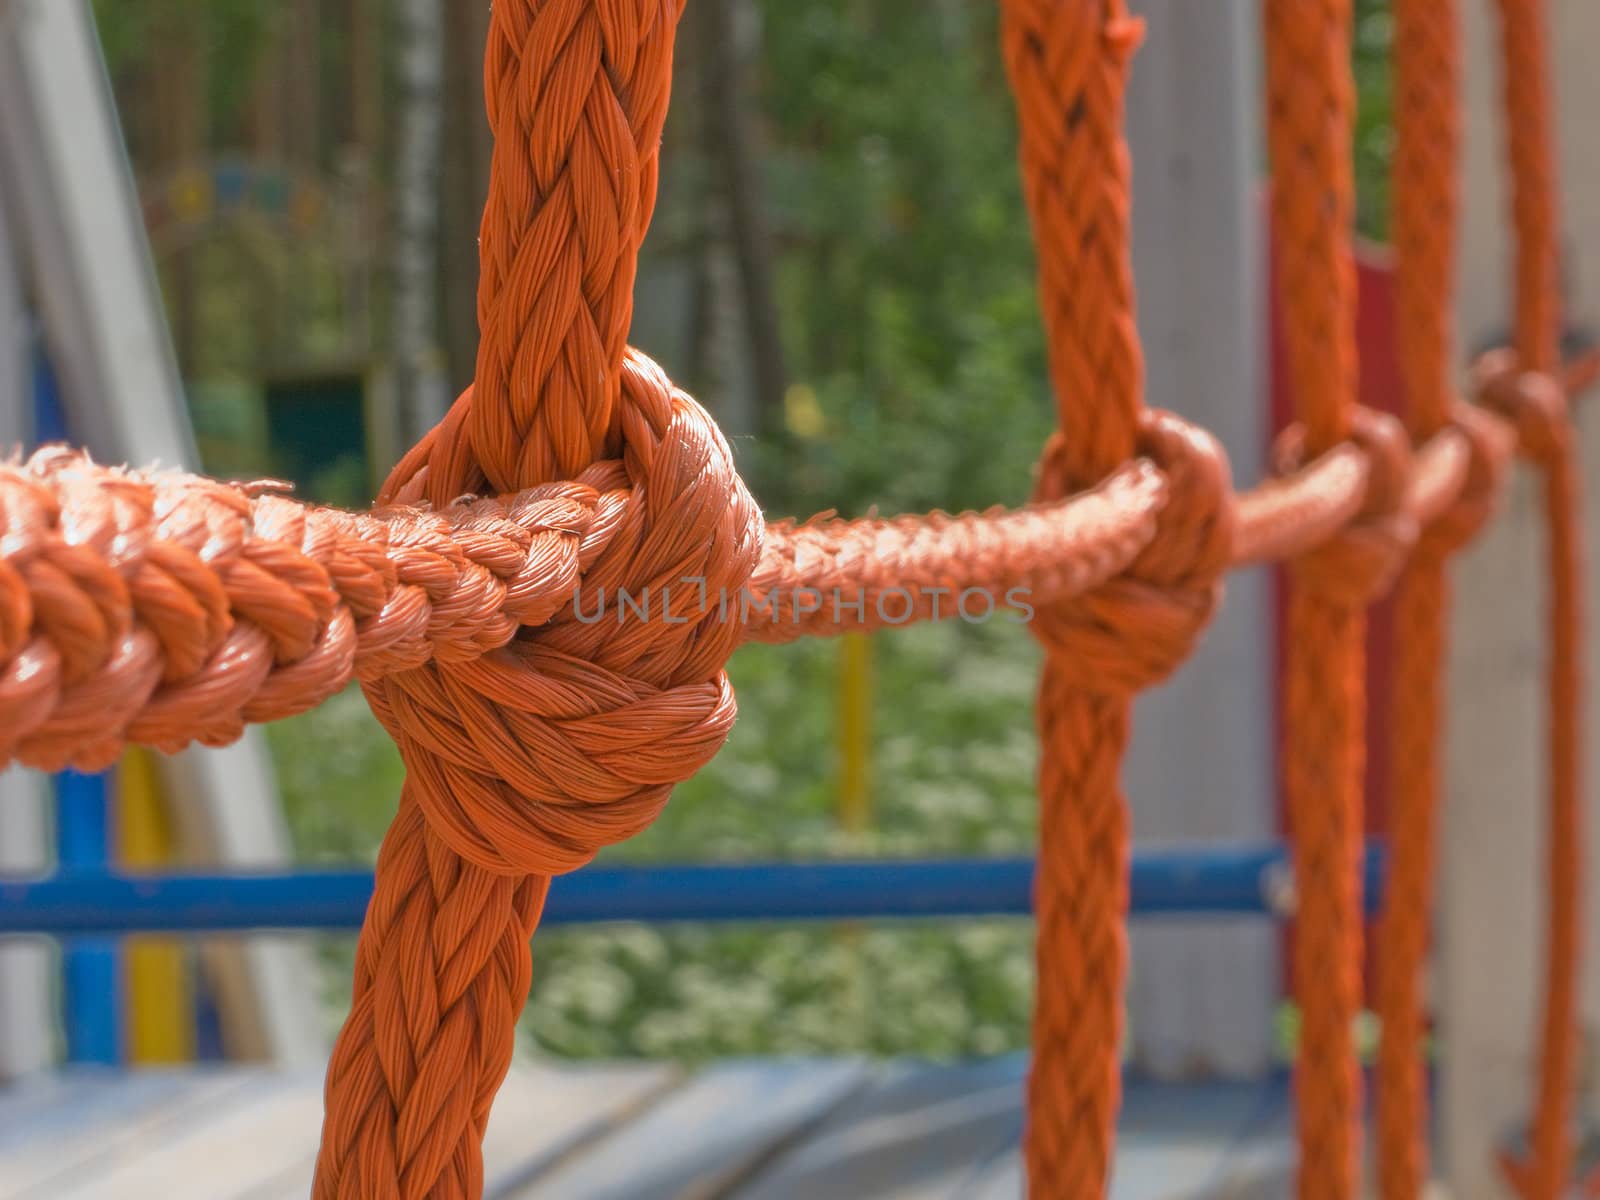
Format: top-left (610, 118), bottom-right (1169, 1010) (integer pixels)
top-left (1484, 0), bottom-right (1584, 1193)
top-left (313, 6), bottom-right (712, 1194)
top-left (1000, 5), bottom-right (1235, 1192)
top-left (1374, 0), bottom-right (1464, 1193)
top-left (1265, 0), bottom-right (1371, 1194)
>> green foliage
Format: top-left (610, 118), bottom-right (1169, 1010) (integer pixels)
top-left (274, 623), bottom-right (1045, 1058)
top-left (729, 0), bottom-right (1052, 519)
top-left (521, 623), bottom-right (1045, 1060)
top-left (268, 686), bottom-right (404, 864)
top-left (1353, 0), bottom-right (1397, 238)
top-left (527, 921), bottom-right (1032, 1062)
top-left (92, 0), bottom-right (275, 144)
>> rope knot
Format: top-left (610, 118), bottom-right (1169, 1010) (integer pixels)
top-left (369, 350), bottom-right (764, 876)
top-left (1421, 402), bottom-right (1516, 558)
top-left (1280, 407), bottom-right (1417, 606)
top-left (1029, 409), bottom-right (1234, 695)
top-left (1472, 347), bottom-right (1571, 465)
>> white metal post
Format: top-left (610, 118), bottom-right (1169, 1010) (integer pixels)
top-left (0, 170), bottom-right (53, 1081)
top-left (1121, 0), bottom-right (1278, 1080)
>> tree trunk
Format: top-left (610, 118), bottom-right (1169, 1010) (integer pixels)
top-left (287, 0), bottom-right (322, 170)
top-left (155, 4), bottom-right (206, 378)
top-left (439, 1), bottom-right (492, 396)
top-left (391, 0), bottom-right (448, 442)
top-left (694, 0), bottom-right (788, 437)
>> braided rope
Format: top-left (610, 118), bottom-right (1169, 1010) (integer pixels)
top-left (1374, 0), bottom-right (1467, 1194)
top-left (1482, 1), bottom-right (1585, 1193)
top-left (0, 449), bottom-right (601, 770)
top-left (999, 2), bottom-right (1234, 1191)
top-left (1000, 4), bottom-right (1144, 1190)
top-left (1474, 356), bottom-right (1585, 1199)
top-left (0, 424), bottom-right (1468, 778)
top-left (312, 4), bottom-right (709, 1191)
top-left (1494, 0), bottom-right (1562, 378)
top-left (1265, 0), bottom-right (1376, 1195)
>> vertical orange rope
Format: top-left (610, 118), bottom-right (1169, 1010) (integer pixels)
top-left (1000, 3), bottom-right (1146, 1192)
top-left (1487, 2), bottom-right (1584, 1195)
top-left (1493, 0), bottom-right (1561, 377)
top-left (1265, 0), bottom-right (1366, 1196)
top-left (1001, 4), bottom-right (1235, 1194)
top-left (313, 4), bottom-right (688, 1196)
top-left (1513, 416), bottom-right (1585, 1200)
top-left (1374, 0), bottom-right (1461, 1194)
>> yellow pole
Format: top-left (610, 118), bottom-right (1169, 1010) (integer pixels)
top-left (837, 632), bottom-right (874, 835)
top-left (836, 632), bottom-right (875, 1040)
top-left (119, 748), bottom-right (196, 1063)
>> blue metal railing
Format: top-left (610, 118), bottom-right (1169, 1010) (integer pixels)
top-left (35, 346), bottom-right (123, 1064)
top-left (0, 843), bottom-right (1387, 936)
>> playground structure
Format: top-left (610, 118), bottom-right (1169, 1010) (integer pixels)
top-left (0, 0), bottom-right (1596, 1198)
top-left (0, 0), bottom-right (324, 1071)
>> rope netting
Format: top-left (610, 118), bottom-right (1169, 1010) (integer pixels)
top-left (1, 0), bottom-right (1587, 1195)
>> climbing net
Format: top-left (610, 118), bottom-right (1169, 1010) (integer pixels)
top-left (0, 0), bottom-right (1587, 1196)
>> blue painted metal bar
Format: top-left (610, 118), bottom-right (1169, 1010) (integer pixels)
top-left (0, 844), bottom-right (1388, 936)
top-left (34, 346), bottom-right (123, 1064)
top-left (53, 770), bottom-right (123, 1063)
top-left (31, 338), bottom-right (68, 442)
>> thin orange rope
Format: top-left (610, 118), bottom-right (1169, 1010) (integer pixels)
top-left (1480, 4), bottom-right (1585, 1193)
top-left (0, 423), bottom-right (1470, 781)
top-left (1265, 0), bottom-right (1383, 1195)
top-left (1374, 0), bottom-right (1473, 1194)
top-left (1000, 2), bottom-right (1232, 1192)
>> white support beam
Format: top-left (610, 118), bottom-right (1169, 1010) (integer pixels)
top-left (1121, 0), bottom-right (1277, 1080)
top-left (0, 173), bottom-right (53, 1081)
top-left (0, 0), bottom-right (195, 467)
top-left (0, 0), bottom-right (323, 1065)
top-left (1442, 0), bottom-right (1600, 1194)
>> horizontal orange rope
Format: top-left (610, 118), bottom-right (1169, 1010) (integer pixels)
top-left (2, 397), bottom-right (1519, 776)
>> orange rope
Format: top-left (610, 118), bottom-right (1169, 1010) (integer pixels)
top-left (313, 5), bottom-right (718, 1194)
top-left (0, 422), bottom-right (1465, 779)
top-left (0, 417), bottom-right (1477, 785)
top-left (999, 2), bottom-right (1233, 1192)
top-left (1374, 0), bottom-right (1472, 1194)
top-left (1479, 0), bottom-right (1585, 1194)
top-left (1265, 0), bottom-right (1382, 1195)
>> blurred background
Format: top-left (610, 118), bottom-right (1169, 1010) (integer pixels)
top-left (57, 0), bottom-right (1386, 1067)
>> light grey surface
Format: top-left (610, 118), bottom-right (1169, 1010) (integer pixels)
top-left (0, 1060), bottom-right (1301, 1200)
top-left (1122, 0), bottom-right (1278, 1081)
top-left (728, 1057), bottom-right (1027, 1200)
top-left (0, 1059), bottom-right (675, 1200)
top-left (512, 1059), bottom-right (872, 1199)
